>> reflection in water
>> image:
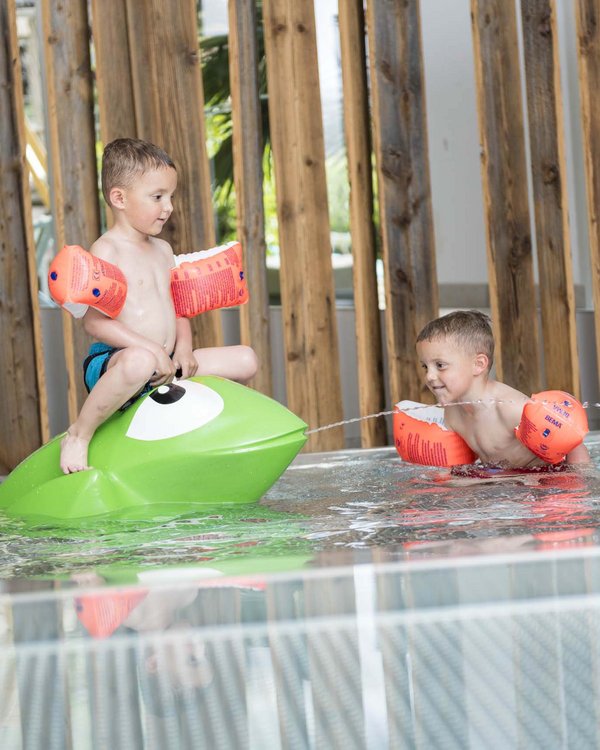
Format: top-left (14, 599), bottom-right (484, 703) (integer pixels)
top-left (1, 444), bottom-right (600, 579)
top-left (4, 552), bottom-right (600, 748)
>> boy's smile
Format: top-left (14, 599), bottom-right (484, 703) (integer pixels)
top-left (120, 166), bottom-right (178, 236)
top-left (416, 336), bottom-right (482, 404)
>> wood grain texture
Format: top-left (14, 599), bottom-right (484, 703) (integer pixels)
top-left (228, 0), bottom-right (273, 396)
top-left (42, 0), bottom-right (100, 419)
top-left (0, 0), bottom-right (47, 468)
top-left (124, 0), bottom-right (222, 347)
top-left (339, 0), bottom-right (387, 446)
top-left (90, 0), bottom-right (137, 144)
top-left (366, 0), bottom-right (438, 404)
top-left (471, 0), bottom-right (541, 395)
top-left (575, 0), bottom-right (600, 383)
top-left (263, 0), bottom-right (344, 450)
top-left (521, 0), bottom-right (579, 396)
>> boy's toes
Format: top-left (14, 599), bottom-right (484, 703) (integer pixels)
top-left (60, 432), bottom-right (91, 475)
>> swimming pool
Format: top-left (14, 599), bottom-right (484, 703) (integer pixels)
top-left (2, 438), bottom-right (600, 748)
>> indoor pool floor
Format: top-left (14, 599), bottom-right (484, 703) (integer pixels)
top-left (4, 438), bottom-right (600, 749)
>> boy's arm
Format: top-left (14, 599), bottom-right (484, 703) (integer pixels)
top-left (566, 442), bottom-right (591, 464)
top-left (173, 317), bottom-right (198, 379)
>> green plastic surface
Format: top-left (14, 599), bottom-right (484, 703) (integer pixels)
top-left (0, 376), bottom-right (307, 522)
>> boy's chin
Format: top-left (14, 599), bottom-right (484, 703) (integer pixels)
top-left (429, 389), bottom-right (446, 405)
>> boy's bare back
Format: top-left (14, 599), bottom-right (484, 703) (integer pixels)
top-left (443, 379), bottom-right (537, 466)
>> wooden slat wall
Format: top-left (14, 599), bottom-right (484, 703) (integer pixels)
top-left (42, 0), bottom-right (100, 421)
top-left (228, 0), bottom-right (273, 396)
top-left (93, 0), bottom-right (222, 348)
top-left (471, 0), bottom-right (541, 396)
top-left (521, 0), bottom-right (580, 397)
top-left (338, 0), bottom-right (387, 447)
top-left (366, 0), bottom-right (438, 405)
top-left (262, 0), bottom-right (344, 451)
top-left (4, 0), bottom-right (600, 467)
top-left (575, 0), bottom-right (600, 382)
top-left (0, 0), bottom-right (47, 471)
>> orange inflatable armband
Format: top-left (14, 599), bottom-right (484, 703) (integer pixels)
top-left (171, 241), bottom-right (249, 318)
top-left (394, 400), bottom-right (477, 467)
top-left (48, 244), bottom-right (127, 319)
top-left (515, 390), bottom-right (588, 464)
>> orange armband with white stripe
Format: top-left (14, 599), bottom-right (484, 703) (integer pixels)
top-left (170, 241), bottom-right (248, 318)
top-left (394, 400), bottom-right (477, 467)
top-left (48, 241), bottom-right (249, 319)
top-left (48, 244), bottom-right (127, 319)
top-left (514, 390), bottom-right (588, 464)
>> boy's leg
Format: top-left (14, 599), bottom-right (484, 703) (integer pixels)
top-left (60, 347), bottom-right (158, 473)
top-left (192, 345), bottom-right (258, 384)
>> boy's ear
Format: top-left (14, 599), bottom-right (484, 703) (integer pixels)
top-left (109, 186), bottom-right (126, 209)
top-left (473, 352), bottom-right (489, 375)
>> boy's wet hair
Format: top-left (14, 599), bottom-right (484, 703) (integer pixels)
top-left (416, 310), bottom-right (494, 370)
top-left (101, 137), bottom-right (176, 205)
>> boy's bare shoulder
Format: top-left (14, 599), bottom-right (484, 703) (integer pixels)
top-left (89, 233), bottom-right (120, 262)
top-left (488, 379), bottom-right (529, 427)
top-left (151, 236), bottom-right (174, 262)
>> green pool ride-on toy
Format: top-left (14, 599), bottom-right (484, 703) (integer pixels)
top-left (0, 376), bottom-right (307, 522)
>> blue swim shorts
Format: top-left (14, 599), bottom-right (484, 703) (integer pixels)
top-left (82, 342), bottom-right (153, 410)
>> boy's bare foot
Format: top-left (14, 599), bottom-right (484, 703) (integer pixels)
top-left (60, 430), bottom-right (91, 474)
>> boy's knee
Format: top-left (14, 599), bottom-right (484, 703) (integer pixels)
top-left (116, 347), bottom-right (157, 385)
top-left (238, 346), bottom-right (258, 382)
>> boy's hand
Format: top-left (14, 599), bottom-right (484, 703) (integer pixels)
top-left (173, 347), bottom-right (198, 379)
top-left (150, 347), bottom-right (177, 386)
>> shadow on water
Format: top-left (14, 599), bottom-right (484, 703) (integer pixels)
top-left (3, 441), bottom-right (600, 580)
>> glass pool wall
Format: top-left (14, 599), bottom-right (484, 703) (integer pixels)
top-left (3, 550), bottom-right (600, 749)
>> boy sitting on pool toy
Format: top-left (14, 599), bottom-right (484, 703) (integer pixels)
top-left (60, 138), bottom-right (258, 474)
top-left (415, 310), bottom-right (590, 466)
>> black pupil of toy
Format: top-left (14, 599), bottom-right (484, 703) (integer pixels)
top-left (150, 383), bottom-right (186, 405)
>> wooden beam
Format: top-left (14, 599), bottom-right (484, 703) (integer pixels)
top-left (471, 0), bottom-right (541, 395)
top-left (575, 0), bottom-right (600, 387)
top-left (228, 0), bottom-right (273, 396)
top-left (339, 0), bottom-right (387, 447)
top-left (366, 0), bottom-right (438, 404)
top-left (124, 0), bottom-right (222, 347)
top-left (521, 0), bottom-right (580, 397)
top-left (262, 0), bottom-right (344, 450)
top-left (0, 0), bottom-right (48, 468)
top-left (90, 0), bottom-right (137, 144)
top-left (42, 0), bottom-right (100, 420)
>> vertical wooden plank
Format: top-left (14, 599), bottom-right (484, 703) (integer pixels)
top-left (366, 0), bottom-right (438, 404)
top-left (0, 0), bottom-right (48, 469)
top-left (575, 0), bottom-right (600, 384)
top-left (471, 0), bottom-right (541, 395)
top-left (521, 0), bottom-right (580, 397)
top-left (228, 0), bottom-right (273, 396)
top-left (338, 0), bottom-right (387, 447)
top-left (125, 0), bottom-right (222, 347)
top-left (262, 0), bottom-right (344, 450)
top-left (90, 0), bottom-right (137, 144)
top-left (42, 0), bottom-right (100, 420)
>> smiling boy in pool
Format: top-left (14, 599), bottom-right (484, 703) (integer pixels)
top-left (60, 138), bottom-right (258, 474)
top-left (416, 310), bottom-right (590, 467)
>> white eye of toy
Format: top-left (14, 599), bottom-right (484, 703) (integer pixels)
top-left (126, 381), bottom-right (224, 441)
